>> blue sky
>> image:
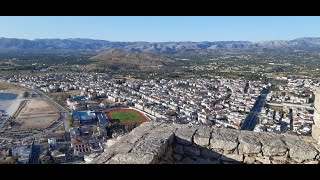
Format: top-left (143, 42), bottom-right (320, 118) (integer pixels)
top-left (0, 16), bottom-right (319, 42)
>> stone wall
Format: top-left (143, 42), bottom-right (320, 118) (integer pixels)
top-left (92, 122), bottom-right (320, 164)
top-left (312, 89), bottom-right (320, 144)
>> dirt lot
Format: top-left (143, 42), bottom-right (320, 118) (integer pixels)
top-left (14, 99), bottom-right (59, 130)
top-left (124, 76), bottom-right (141, 82)
top-left (101, 98), bottom-right (118, 106)
top-left (50, 90), bottom-right (81, 97)
top-left (0, 82), bottom-right (27, 94)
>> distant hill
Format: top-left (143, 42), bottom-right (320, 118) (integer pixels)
top-left (1, 37), bottom-right (320, 53)
top-left (90, 49), bottom-right (175, 71)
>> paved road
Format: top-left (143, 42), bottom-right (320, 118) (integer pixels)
top-left (30, 144), bottom-right (40, 164)
top-left (36, 90), bottom-right (70, 132)
top-left (241, 87), bottom-right (269, 131)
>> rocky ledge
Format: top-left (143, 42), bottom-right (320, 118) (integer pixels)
top-left (92, 122), bottom-right (320, 164)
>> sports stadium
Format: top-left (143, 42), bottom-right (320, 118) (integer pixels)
top-left (105, 108), bottom-right (148, 125)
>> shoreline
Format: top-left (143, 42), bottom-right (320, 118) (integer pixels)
top-left (0, 89), bottom-right (25, 117)
top-left (6, 97), bottom-right (24, 117)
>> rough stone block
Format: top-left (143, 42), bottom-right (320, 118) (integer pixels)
top-left (305, 160), bottom-right (319, 164)
top-left (173, 153), bottom-right (182, 161)
top-left (92, 151), bottom-right (115, 164)
top-left (110, 141), bottom-right (135, 153)
top-left (175, 126), bottom-right (198, 145)
top-left (106, 153), bottom-right (155, 164)
top-left (238, 130), bottom-right (261, 154)
top-left (93, 141), bottom-right (135, 163)
top-left (119, 122), bottom-right (159, 144)
top-left (194, 157), bottom-right (220, 164)
top-left (120, 132), bottom-right (145, 144)
top-left (147, 131), bottom-right (175, 145)
top-left (184, 146), bottom-right (201, 156)
top-left (256, 153), bottom-right (263, 157)
top-left (201, 149), bottom-right (221, 159)
top-left (220, 154), bottom-right (243, 162)
top-left (271, 160), bottom-right (287, 164)
top-left (271, 154), bottom-right (288, 161)
top-left (182, 157), bottom-right (197, 164)
top-left (173, 144), bottom-right (184, 154)
top-left (244, 156), bottom-right (255, 164)
top-left (292, 158), bottom-right (304, 163)
top-left (283, 135), bottom-right (319, 161)
top-left (259, 132), bottom-right (287, 156)
top-left (255, 157), bottom-right (271, 164)
top-left (312, 125), bottom-right (320, 144)
top-left (139, 121), bottom-right (161, 128)
top-left (210, 128), bottom-right (239, 151)
top-left (181, 157), bottom-right (220, 164)
top-left (131, 137), bottom-right (169, 158)
top-left (193, 127), bottom-right (212, 147)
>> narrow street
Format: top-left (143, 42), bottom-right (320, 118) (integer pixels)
top-left (241, 87), bottom-right (269, 131)
top-left (30, 144), bottom-right (40, 164)
top-left (289, 108), bottom-right (293, 131)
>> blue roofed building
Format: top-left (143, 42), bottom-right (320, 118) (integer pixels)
top-left (72, 110), bottom-right (96, 123)
top-left (96, 112), bottom-right (108, 125)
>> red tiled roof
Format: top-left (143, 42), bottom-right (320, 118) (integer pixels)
top-left (71, 138), bottom-right (83, 145)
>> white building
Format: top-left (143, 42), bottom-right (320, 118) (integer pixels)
top-left (12, 146), bottom-right (32, 164)
top-left (48, 137), bottom-right (57, 147)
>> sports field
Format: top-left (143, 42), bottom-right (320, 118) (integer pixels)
top-left (110, 111), bottom-right (141, 122)
top-left (106, 108), bottom-right (148, 125)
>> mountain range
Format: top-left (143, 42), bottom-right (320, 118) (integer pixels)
top-left (89, 49), bottom-right (175, 71)
top-left (1, 37), bottom-right (320, 53)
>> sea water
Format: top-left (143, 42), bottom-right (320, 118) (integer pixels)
top-left (0, 93), bottom-right (18, 100)
top-left (0, 93), bottom-right (18, 111)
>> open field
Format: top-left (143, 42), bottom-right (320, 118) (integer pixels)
top-left (0, 82), bottom-right (27, 93)
top-left (123, 76), bottom-right (141, 82)
top-left (106, 108), bottom-right (148, 125)
top-left (50, 90), bottom-right (81, 97)
top-left (13, 99), bottom-right (59, 130)
top-left (101, 99), bottom-right (118, 107)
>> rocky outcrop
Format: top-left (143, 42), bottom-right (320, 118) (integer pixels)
top-left (92, 122), bottom-right (320, 164)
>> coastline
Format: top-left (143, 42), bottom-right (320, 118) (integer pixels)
top-left (0, 88), bottom-right (25, 117)
top-left (5, 93), bottom-right (24, 116)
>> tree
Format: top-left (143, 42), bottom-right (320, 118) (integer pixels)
top-left (124, 125), bottom-right (129, 132)
top-left (23, 91), bottom-right (29, 98)
top-left (59, 145), bottom-right (69, 153)
top-left (4, 157), bottom-right (20, 164)
top-left (60, 92), bottom-right (70, 101)
top-left (68, 114), bottom-right (74, 126)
